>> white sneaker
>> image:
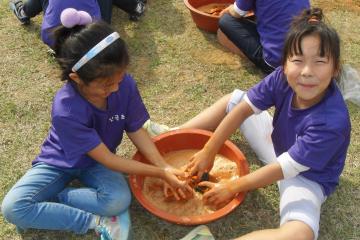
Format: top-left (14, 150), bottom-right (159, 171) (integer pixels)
top-left (143, 119), bottom-right (171, 137)
top-left (180, 225), bottom-right (215, 240)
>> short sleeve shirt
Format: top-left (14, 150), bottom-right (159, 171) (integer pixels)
top-left (33, 74), bottom-right (149, 168)
top-left (247, 67), bottom-right (351, 195)
top-left (235, 0), bottom-right (310, 67)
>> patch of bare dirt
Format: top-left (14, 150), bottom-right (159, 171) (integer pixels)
top-left (314, 0), bottom-right (360, 13)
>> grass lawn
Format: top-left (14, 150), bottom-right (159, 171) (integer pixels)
top-left (0, 0), bottom-right (359, 239)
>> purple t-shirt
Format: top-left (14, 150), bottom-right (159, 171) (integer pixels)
top-left (33, 74), bottom-right (150, 168)
top-left (235, 0), bottom-right (310, 68)
top-left (247, 67), bottom-right (351, 196)
top-left (41, 0), bottom-right (101, 47)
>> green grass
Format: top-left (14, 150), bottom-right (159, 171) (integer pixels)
top-left (0, 0), bottom-right (359, 239)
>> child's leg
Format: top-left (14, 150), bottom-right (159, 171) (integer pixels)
top-left (234, 221), bottom-right (313, 240)
top-left (57, 163), bottom-right (131, 217)
top-left (22, 0), bottom-right (47, 18)
top-left (97, 0), bottom-right (113, 23)
top-left (278, 176), bottom-right (325, 240)
top-left (180, 93), bottom-right (232, 131)
top-left (56, 164), bottom-right (132, 239)
top-left (226, 89), bottom-right (276, 165)
top-left (112, 0), bottom-right (137, 13)
top-left (113, 0), bottom-right (145, 21)
top-left (234, 176), bottom-right (325, 240)
top-left (217, 28), bottom-right (243, 56)
top-left (1, 162), bottom-right (94, 234)
top-left (143, 94), bottom-right (231, 137)
top-left (218, 14), bottom-right (275, 74)
top-left (218, 14), bottom-right (259, 59)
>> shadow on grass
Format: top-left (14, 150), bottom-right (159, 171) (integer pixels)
top-left (111, 0), bottom-right (186, 88)
top-left (197, 28), bottom-right (264, 77)
top-left (129, 186), bottom-right (278, 240)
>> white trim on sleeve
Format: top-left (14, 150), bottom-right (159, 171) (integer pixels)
top-left (244, 95), bottom-right (262, 114)
top-left (233, 2), bottom-right (248, 16)
top-left (277, 152), bottom-right (310, 179)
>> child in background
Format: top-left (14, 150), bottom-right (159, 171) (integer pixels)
top-left (10, 0), bottom-right (145, 25)
top-left (179, 8), bottom-right (350, 240)
top-left (9, 0), bottom-right (101, 48)
top-left (9, 0), bottom-right (145, 47)
top-left (218, 0), bottom-right (310, 74)
top-left (97, 0), bottom-right (146, 23)
top-left (1, 10), bottom-right (191, 239)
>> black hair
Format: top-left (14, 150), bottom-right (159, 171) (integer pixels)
top-left (53, 21), bottom-right (129, 84)
top-left (282, 8), bottom-right (341, 75)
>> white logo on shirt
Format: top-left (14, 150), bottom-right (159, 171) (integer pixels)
top-left (109, 114), bottom-right (125, 122)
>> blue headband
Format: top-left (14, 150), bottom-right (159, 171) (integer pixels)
top-left (72, 32), bottom-right (120, 72)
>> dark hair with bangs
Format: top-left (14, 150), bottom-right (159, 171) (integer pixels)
top-left (282, 8), bottom-right (341, 75)
top-left (53, 21), bottom-right (129, 84)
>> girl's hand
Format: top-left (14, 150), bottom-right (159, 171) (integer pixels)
top-left (162, 182), bottom-right (193, 201)
top-left (200, 181), bottom-right (237, 208)
top-left (185, 149), bottom-right (215, 180)
top-left (162, 167), bottom-right (193, 200)
top-left (219, 4), bottom-right (241, 18)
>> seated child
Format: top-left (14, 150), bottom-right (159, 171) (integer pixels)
top-left (217, 0), bottom-right (310, 74)
top-left (9, 0), bottom-right (146, 47)
top-left (163, 8), bottom-right (350, 240)
top-left (9, 0), bottom-right (101, 48)
top-left (1, 10), bottom-right (191, 239)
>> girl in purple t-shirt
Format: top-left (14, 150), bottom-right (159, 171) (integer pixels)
top-left (1, 10), bottom-right (192, 239)
top-left (178, 8), bottom-right (350, 240)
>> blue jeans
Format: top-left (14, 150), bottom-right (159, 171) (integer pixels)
top-left (1, 162), bottom-right (131, 234)
top-left (219, 13), bottom-right (275, 74)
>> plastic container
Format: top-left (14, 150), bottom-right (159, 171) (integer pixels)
top-left (184, 0), bottom-right (234, 33)
top-left (129, 128), bottom-right (249, 225)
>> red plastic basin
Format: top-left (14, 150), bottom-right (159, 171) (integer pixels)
top-left (129, 128), bottom-right (249, 225)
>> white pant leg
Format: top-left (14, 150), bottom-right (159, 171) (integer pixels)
top-left (279, 176), bottom-right (326, 240)
top-left (226, 89), bottom-right (277, 165)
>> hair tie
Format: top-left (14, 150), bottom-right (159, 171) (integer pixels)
top-left (60, 8), bottom-right (92, 28)
top-left (308, 15), bottom-right (319, 24)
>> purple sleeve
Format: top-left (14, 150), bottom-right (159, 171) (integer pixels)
top-left (247, 67), bottom-right (285, 110)
top-left (124, 82), bottom-right (150, 132)
top-left (53, 115), bottom-right (102, 159)
top-left (235, 0), bottom-right (255, 11)
top-left (288, 127), bottom-right (345, 170)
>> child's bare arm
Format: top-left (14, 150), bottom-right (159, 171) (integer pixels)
top-left (88, 142), bottom-right (166, 177)
top-left (201, 162), bottom-right (284, 207)
top-left (219, 4), bottom-right (241, 18)
top-left (186, 100), bottom-right (254, 179)
top-left (127, 128), bottom-right (170, 168)
top-left (206, 100), bottom-right (254, 156)
top-left (87, 143), bottom-right (191, 196)
top-left (228, 162), bottom-right (284, 193)
top-left (128, 128), bottom-right (194, 199)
